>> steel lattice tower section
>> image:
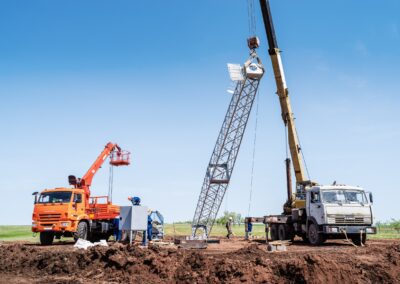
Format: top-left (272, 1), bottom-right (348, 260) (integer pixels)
top-left (192, 42), bottom-right (264, 238)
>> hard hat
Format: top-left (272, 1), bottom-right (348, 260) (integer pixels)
top-left (132, 196), bottom-right (141, 205)
top-left (229, 217), bottom-right (233, 220)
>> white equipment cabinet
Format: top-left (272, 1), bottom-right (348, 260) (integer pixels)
top-left (120, 205), bottom-right (148, 244)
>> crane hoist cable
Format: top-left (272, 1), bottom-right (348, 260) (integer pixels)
top-left (108, 164), bottom-right (114, 202)
top-left (191, 1), bottom-right (264, 239)
top-left (224, 190), bottom-right (228, 212)
top-left (247, 0), bottom-right (257, 36)
top-left (191, 46), bottom-right (264, 239)
top-left (284, 118), bottom-right (311, 182)
top-left (284, 124), bottom-right (289, 160)
top-left (247, 90), bottom-right (260, 217)
top-left (245, 0), bottom-right (259, 218)
top-left (294, 125), bottom-right (311, 181)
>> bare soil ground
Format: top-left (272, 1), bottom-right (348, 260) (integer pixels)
top-left (0, 238), bottom-right (399, 283)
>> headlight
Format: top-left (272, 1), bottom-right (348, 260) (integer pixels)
top-left (327, 217), bottom-right (335, 224)
top-left (32, 222), bottom-right (37, 227)
top-left (328, 227), bottom-right (339, 233)
top-left (364, 217), bottom-right (372, 224)
top-left (61, 222), bottom-right (69, 227)
top-left (366, 228), bottom-right (375, 234)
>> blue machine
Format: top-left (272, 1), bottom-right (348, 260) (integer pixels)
top-left (149, 211), bottom-right (164, 240)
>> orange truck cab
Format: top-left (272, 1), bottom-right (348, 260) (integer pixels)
top-left (31, 143), bottom-right (130, 245)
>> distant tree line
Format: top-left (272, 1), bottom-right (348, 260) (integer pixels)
top-left (170, 211), bottom-right (246, 226)
top-left (376, 219), bottom-right (400, 233)
top-left (215, 211), bottom-right (244, 226)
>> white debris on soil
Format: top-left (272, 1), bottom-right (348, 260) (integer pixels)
top-left (74, 239), bottom-right (108, 250)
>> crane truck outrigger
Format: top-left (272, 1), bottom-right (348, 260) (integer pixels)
top-left (32, 142), bottom-right (130, 245)
top-left (247, 0), bottom-right (376, 245)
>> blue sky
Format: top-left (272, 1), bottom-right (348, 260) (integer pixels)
top-left (0, 0), bottom-right (399, 225)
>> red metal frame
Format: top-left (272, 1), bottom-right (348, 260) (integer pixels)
top-left (110, 150), bottom-right (131, 166)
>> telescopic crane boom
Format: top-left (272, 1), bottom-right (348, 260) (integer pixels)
top-left (259, 0), bottom-right (306, 185)
top-left (259, 0), bottom-right (316, 208)
top-left (81, 143), bottom-right (122, 189)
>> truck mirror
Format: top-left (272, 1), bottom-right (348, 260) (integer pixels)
top-left (68, 175), bottom-right (77, 186)
top-left (369, 192), bottom-right (373, 204)
top-left (74, 194), bottom-right (82, 203)
top-left (311, 192), bottom-right (319, 203)
top-left (32, 192), bottom-right (39, 204)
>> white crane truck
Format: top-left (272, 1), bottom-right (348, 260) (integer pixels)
top-left (250, 0), bottom-right (376, 245)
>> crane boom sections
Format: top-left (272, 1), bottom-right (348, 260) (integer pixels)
top-left (259, 0), bottom-right (306, 184)
top-left (82, 142), bottom-right (121, 189)
top-left (192, 48), bottom-right (264, 238)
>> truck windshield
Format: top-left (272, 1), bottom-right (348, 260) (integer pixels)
top-left (322, 190), bottom-right (367, 204)
top-left (38, 191), bottom-right (72, 204)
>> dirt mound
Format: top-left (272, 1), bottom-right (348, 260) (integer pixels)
top-left (0, 243), bottom-right (177, 283)
top-left (0, 240), bottom-right (399, 283)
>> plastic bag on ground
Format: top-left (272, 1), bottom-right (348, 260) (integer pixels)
top-left (93, 240), bottom-right (108, 247)
top-left (74, 238), bottom-right (108, 250)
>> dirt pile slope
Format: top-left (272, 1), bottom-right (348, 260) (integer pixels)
top-left (0, 240), bottom-right (399, 283)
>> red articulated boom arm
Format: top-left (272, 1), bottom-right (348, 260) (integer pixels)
top-left (68, 142), bottom-right (129, 204)
top-left (81, 142), bottom-right (121, 190)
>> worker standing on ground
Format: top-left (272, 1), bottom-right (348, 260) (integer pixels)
top-left (113, 215), bottom-right (121, 241)
top-left (147, 213), bottom-right (153, 243)
top-left (247, 218), bottom-right (253, 240)
top-left (226, 217), bottom-right (234, 239)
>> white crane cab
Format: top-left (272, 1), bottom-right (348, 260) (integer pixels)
top-left (305, 185), bottom-right (375, 244)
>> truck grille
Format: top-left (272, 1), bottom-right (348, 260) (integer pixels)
top-left (39, 214), bottom-right (61, 221)
top-left (327, 215), bottom-right (369, 224)
top-left (334, 217), bottom-right (365, 224)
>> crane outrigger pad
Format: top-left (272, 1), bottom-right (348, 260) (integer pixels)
top-left (174, 238), bottom-right (208, 249)
top-left (267, 241), bottom-right (288, 252)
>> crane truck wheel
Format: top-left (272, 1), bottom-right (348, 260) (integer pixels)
top-left (278, 224), bottom-right (287, 240)
top-left (308, 223), bottom-right (324, 245)
top-left (40, 231), bottom-right (54, 245)
top-left (270, 224), bottom-right (279, 241)
top-left (74, 221), bottom-right (88, 241)
top-left (301, 235), bottom-right (309, 243)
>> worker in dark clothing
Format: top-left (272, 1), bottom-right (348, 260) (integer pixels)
top-left (147, 214), bottom-right (153, 242)
top-left (141, 214), bottom-right (154, 245)
top-left (128, 196), bottom-right (141, 206)
top-left (226, 217), bottom-right (234, 239)
top-left (246, 218), bottom-right (253, 240)
top-left (113, 215), bottom-right (121, 241)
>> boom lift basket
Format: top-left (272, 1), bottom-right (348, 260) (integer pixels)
top-left (110, 150), bottom-right (131, 166)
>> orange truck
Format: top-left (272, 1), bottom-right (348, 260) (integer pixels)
top-left (32, 142), bottom-right (130, 245)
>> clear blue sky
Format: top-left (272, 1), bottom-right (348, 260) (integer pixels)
top-left (0, 0), bottom-right (399, 225)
